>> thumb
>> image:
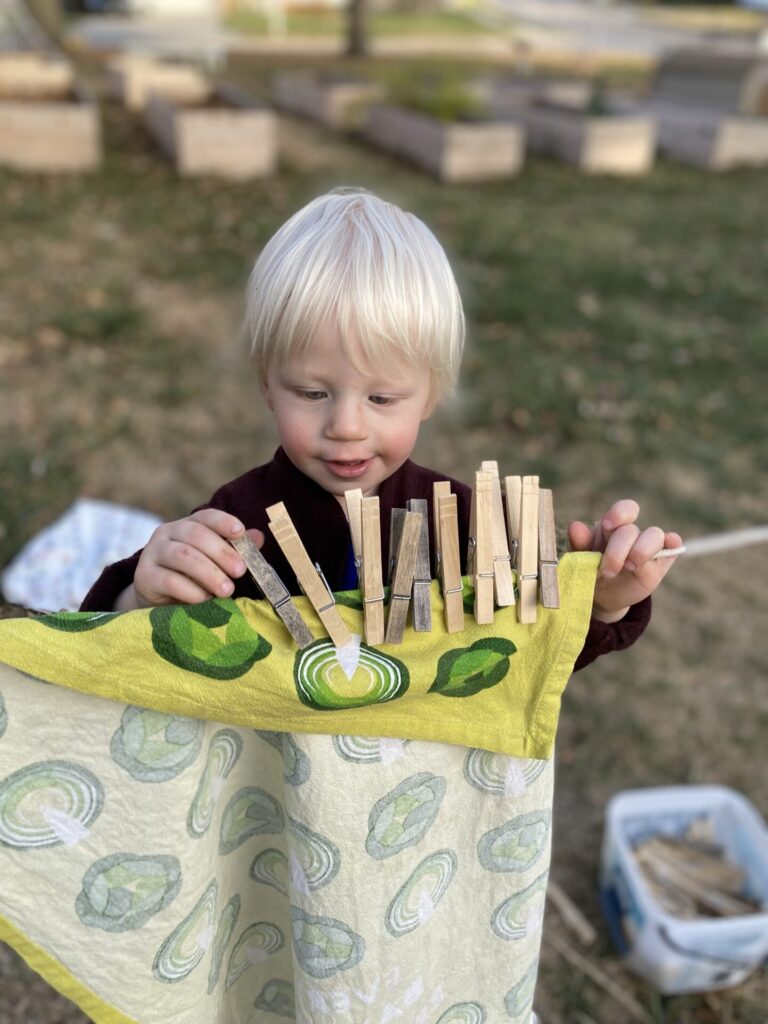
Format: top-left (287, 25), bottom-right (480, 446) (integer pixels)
top-left (245, 528), bottom-right (265, 548)
top-left (568, 520), bottom-right (594, 552)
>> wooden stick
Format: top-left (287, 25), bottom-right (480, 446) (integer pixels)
top-left (544, 932), bottom-right (655, 1024)
top-left (266, 502), bottom-right (353, 649)
top-left (438, 493), bottom-right (465, 634)
top-left (407, 498), bottom-right (432, 632)
top-left (385, 510), bottom-right (422, 645)
top-left (472, 470), bottom-right (495, 626)
top-left (538, 487), bottom-right (560, 609)
top-left (361, 496), bottom-right (385, 645)
top-left (480, 460), bottom-right (516, 607)
top-left (546, 879), bottom-right (597, 946)
top-left (230, 534), bottom-right (314, 649)
top-left (518, 475), bottom-right (539, 624)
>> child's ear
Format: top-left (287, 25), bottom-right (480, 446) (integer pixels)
top-left (421, 392), bottom-right (439, 421)
top-left (260, 374), bottom-right (275, 411)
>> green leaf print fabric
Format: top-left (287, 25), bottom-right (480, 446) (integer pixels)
top-left (0, 553), bottom-right (599, 1023)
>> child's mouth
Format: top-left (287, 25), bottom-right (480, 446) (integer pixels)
top-left (323, 458), bottom-right (372, 479)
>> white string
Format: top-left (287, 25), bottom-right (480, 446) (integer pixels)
top-left (653, 525), bottom-right (768, 561)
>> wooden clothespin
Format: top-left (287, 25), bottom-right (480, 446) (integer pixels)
top-left (517, 476), bottom-right (539, 624)
top-left (470, 470), bottom-right (495, 626)
top-left (538, 487), bottom-right (560, 609)
top-left (407, 498), bottom-right (432, 632)
top-left (230, 534), bottom-right (314, 649)
top-left (385, 509), bottom-right (422, 645)
top-left (437, 492), bottom-right (465, 633)
top-left (433, 481), bottom-right (451, 575)
top-left (266, 502), bottom-right (353, 649)
top-left (344, 487), bottom-right (364, 585)
top-left (504, 474), bottom-right (522, 572)
top-left (361, 496), bottom-right (385, 645)
top-left (480, 460), bottom-right (516, 607)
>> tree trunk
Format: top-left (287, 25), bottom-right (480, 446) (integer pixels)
top-left (346, 0), bottom-right (368, 57)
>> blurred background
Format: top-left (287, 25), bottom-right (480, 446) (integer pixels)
top-left (1, 0), bottom-right (767, 1019)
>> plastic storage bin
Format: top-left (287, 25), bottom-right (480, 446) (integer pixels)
top-left (600, 785), bottom-right (768, 994)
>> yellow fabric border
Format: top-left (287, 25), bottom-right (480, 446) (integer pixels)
top-left (0, 913), bottom-right (138, 1024)
top-left (0, 552), bottom-right (600, 759)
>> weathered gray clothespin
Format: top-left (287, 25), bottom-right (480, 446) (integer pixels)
top-left (385, 509), bottom-right (422, 645)
top-left (538, 487), bottom-right (560, 609)
top-left (230, 533), bottom-right (314, 649)
top-left (407, 498), bottom-right (432, 632)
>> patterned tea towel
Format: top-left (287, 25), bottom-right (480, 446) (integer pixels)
top-left (0, 553), bottom-right (599, 1024)
top-left (0, 498), bottom-right (161, 612)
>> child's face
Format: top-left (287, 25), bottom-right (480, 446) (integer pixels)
top-left (262, 322), bottom-right (435, 502)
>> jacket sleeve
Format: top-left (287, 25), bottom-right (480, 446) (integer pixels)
top-left (573, 595), bottom-right (651, 672)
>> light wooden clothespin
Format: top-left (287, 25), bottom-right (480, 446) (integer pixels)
top-left (538, 487), bottom-right (560, 609)
top-left (470, 470), bottom-right (495, 626)
top-left (504, 474), bottom-right (522, 572)
top-left (344, 487), bottom-right (364, 585)
top-left (433, 481), bottom-right (451, 574)
top-left (480, 460), bottom-right (516, 607)
top-left (361, 496), bottom-right (385, 645)
top-left (385, 509), bottom-right (422, 645)
top-left (407, 498), bottom-right (432, 632)
top-left (230, 534), bottom-right (314, 649)
top-left (517, 476), bottom-right (540, 624)
top-left (437, 492), bottom-right (465, 633)
top-left (266, 502), bottom-right (353, 649)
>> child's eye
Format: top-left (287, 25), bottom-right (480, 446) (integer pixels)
top-left (297, 389), bottom-right (327, 401)
top-left (369, 394), bottom-right (397, 406)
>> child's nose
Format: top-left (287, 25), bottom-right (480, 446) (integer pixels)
top-left (325, 399), bottom-right (368, 440)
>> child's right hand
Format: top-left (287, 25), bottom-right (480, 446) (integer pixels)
top-left (114, 510), bottom-right (264, 611)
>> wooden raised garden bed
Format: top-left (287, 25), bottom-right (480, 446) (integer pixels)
top-left (650, 101), bottom-right (768, 170)
top-left (365, 103), bottom-right (525, 183)
top-left (0, 75), bottom-right (101, 173)
top-left (272, 72), bottom-right (385, 130)
top-left (523, 103), bottom-right (655, 175)
top-left (0, 52), bottom-right (73, 97)
top-left (143, 83), bottom-right (276, 179)
top-left (108, 56), bottom-right (210, 112)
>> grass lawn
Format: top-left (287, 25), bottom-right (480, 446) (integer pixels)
top-left (0, 55), bottom-right (767, 1024)
top-left (225, 7), bottom-right (496, 37)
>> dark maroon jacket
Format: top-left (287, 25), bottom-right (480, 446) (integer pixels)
top-left (80, 447), bottom-right (650, 671)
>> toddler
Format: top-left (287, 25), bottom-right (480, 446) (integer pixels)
top-left (81, 187), bottom-right (681, 670)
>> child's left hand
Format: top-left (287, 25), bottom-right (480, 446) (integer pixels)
top-left (568, 500), bottom-right (683, 624)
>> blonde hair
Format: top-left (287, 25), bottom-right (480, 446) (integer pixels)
top-left (246, 188), bottom-right (465, 398)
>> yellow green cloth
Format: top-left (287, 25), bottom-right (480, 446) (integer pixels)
top-left (0, 553), bottom-right (598, 1024)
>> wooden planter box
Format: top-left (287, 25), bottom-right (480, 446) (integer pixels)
top-left (488, 75), bottom-right (592, 117)
top-left (0, 52), bottom-right (73, 98)
top-left (654, 50), bottom-right (768, 117)
top-left (0, 82), bottom-right (101, 173)
top-left (365, 104), bottom-right (525, 183)
top-left (272, 73), bottom-right (384, 130)
top-left (108, 56), bottom-right (210, 112)
top-left (524, 103), bottom-right (655, 175)
top-left (650, 101), bottom-right (768, 170)
top-left (143, 84), bottom-right (276, 179)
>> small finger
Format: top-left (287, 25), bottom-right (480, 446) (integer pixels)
top-left (190, 508), bottom-right (246, 538)
top-left (600, 499), bottom-right (640, 534)
top-left (152, 570), bottom-right (215, 606)
top-left (599, 523), bottom-right (641, 578)
top-left (568, 521), bottom-right (595, 552)
top-left (623, 526), bottom-right (666, 572)
top-left (170, 519), bottom-right (246, 579)
top-left (157, 539), bottom-right (237, 597)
